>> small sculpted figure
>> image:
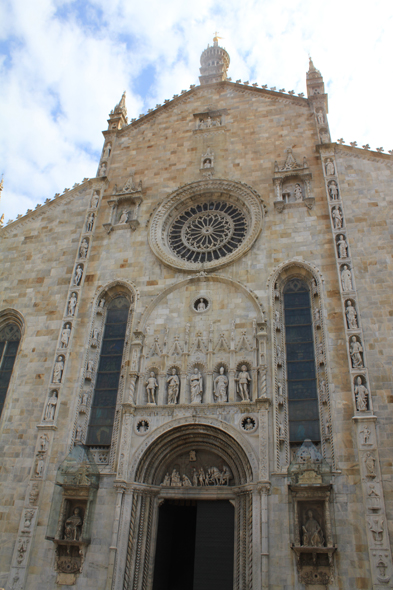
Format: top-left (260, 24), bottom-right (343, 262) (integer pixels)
top-left (118, 209), bottom-right (129, 224)
top-left (44, 391), bottom-right (58, 421)
top-left (91, 193), bottom-right (99, 208)
top-left (332, 206), bottom-right (343, 229)
top-left (167, 368), bottom-right (180, 404)
top-left (60, 324), bottom-right (71, 348)
top-left (341, 265), bottom-right (353, 291)
top-left (329, 181), bottom-right (339, 200)
top-left (79, 239), bottom-right (88, 258)
top-left (243, 417), bottom-right (255, 431)
top-left (182, 475), bottom-right (192, 487)
top-left (294, 183), bottom-right (303, 201)
top-left (355, 376), bottom-right (369, 411)
top-left (39, 434), bottom-right (49, 452)
top-left (190, 368), bottom-right (203, 403)
top-left (345, 301), bottom-right (358, 329)
top-left (163, 473), bottom-right (171, 486)
top-left (302, 510), bottom-right (324, 547)
top-left (365, 452), bottom-right (376, 477)
top-left (317, 110), bottom-right (325, 124)
top-left (214, 367), bottom-right (228, 403)
top-left (337, 235), bottom-right (348, 258)
top-left (145, 371), bottom-right (158, 405)
top-left (236, 365), bottom-right (251, 401)
top-left (67, 292), bottom-right (77, 316)
top-left (86, 213), bottom-right (95, 232)
top-left (360, 425), bottom-right (371, 444)
top-left (170, 469), bottom-right (181, 487)
top-left (64, 508), bottom-right (83, 541)
top-left (74, 265), bottom-right (83, 286)
top-left (99, 162), bottom-right (107, 176)
top-left (203, 159), bottom-right (212, 168)
top-left (36, 456), bottom-right (45, 478)
top-left (350, 336), bottom-right (363, 368)
top-left (325, 158), bottom-right (335, 175)
top-left (197, 298), bottom-right (206, 311)
top-left (75, 425), bottom-right (83, 442)
top-left (53, 356), bottom-right (64, 383)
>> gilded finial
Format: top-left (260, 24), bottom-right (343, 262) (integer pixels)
top-left (213, 32), bottom-right (222, 45)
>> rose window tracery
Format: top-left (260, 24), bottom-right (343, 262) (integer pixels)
top-left (168, 202), bottom-right (248, 263)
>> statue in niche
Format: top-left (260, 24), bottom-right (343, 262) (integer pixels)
top-left (91, 328), bottom-right (100, 348)
top-left (60, 324), bottom-right (71, 348)
top-left (294, 183), bottom-right (303, 201)
top-left (350, 336), bottom-right (363, 368)
top-left (53, 356), bottom-right (64, 383)
top-left (355, 376), bottom-right (369, 411)
top-left (329, 181), bottom-right (339, 200)
top-left (235, 365), bottom-right (251, 402)
top-left (278, 421), bottom-right (285, 440)
top-left (325, 159), bottom-right (335, 175)
top-left (86, 213), bottom-right (95, 232)
top-left (320, 379), bottom-right (328, 404)
top-left (81, 391), bottom-right (90, 407)
top-left (243, 417), bottom-right (255, 431)
top-left (377, 555), bottom-right (388, 580)
top-left (99, 162), bottom-right (107, 176)
top-left (332, 206), bottom-right (343, 229)
top-left (170, 469), bottom-right (182, 487)
top-left (79, 239), bottom-right (88, 258)
top-left (36, 455), bottom-right (45, 478)
top-left (317, 110), bottom-right (325, 125)
top-left (73, 265), bottom-right (83, 286)
top-left (64, 508), bottom-right (83, 541)
top-left (277, 381), bottom-right (284, 406)
top-left (75, 425), bottom-right (83, 442)
top-left (39, 434), bottom-right (49, 452)
top-left (118, 209), bottom-right (129, 224)
top-left (190, 368), bottom-right (203, 404)
top-left (196, 298), bottom-right (207, 311)
top-left (145, 371), bottom-right (158, 405)
top-left (360, 425), bottom-right (371, 445)
top-left (345, 301), bottom-right (358, 329)
top-left (203, 158), bottom-right (212, 168)
top-left (44, 390), bottom-right (58, 421)
top-left (320, 131), bottom-right (329, 143)
top-left (167, 368), bottom-right (180, 404)
top-left (91, 193), bottom-right (99, 208)
top-left (302, 510), bottom-right (324, 547)
top-left (163, 473), bottom-right (171, 486)
top-left (337, 235), bottom-right (348, 258)
top-left (214, 367), bottom-right (228, 402)
top-left (274, 309), bottom-right (280, 330)
top-left (364, 452), bottom-right (376, 477)
top-left (98, 298), bottom-right (105, 310)
top-left (206, 116), bottom-right (212, 128)
top-left (368, 517), bottom-right (384, 544)
top-left (86, 360), bottom-right (94, 380)
top-left (341, 265), bottom-right (353, 291)
top-left (67, 292), bottom-right (77, 316)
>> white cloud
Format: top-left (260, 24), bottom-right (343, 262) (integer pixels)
top-left (0, 0), bottom-right (392, 221)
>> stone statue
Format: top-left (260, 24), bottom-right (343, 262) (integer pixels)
top-left (60, 324), bottom-right (71, 348)
top-left (98, 298), bottom-right (105, 309)
top-left (341, 265), bottom-right (353, 291)
top-left (243, 417), bottom-right (255, 431)
top-left (235, 365), bottom-right (251, 401)
top-left (91, 328), bottom-right (100, 347)
top-left (317, 110), bottom-right (324, 124)
top-left (203, 158), bottom-right (212, 168)
top-left (64, 507), bottom-right (83, 541)
top-left (329, 181), bottom-right (339, 200)
top-left (197, 298), bottom-right (206, 311)
top-left (79, 239), bottom-right (88, 258)
top-left (320, 380), bottom-right (328, 404)
top-left (44, 391), bottom-right (58, 421)
top-left (91, 193), bottom-right (99, 208)
top-left (86, 213), bottom-right (95, 232)
top-left (302, 510), bottom-right (324, 547)
top-left (99, 162), bottom-right (107, 176)
top-left (332, 206), bottom-right (343, 229)
top-left (67, 293), bottom-right (77, 316)
top-left (167, 368), bottom-right (180, 404)
top-left (86, 360), bottom-right (94, 379)
top-left (39, 434), bottom-right (49, 452)
top-left (294, 183), bottom-right (303, 201)
top-left (73, 265), bottom-right (83, 286)
top-left (53, 356), bottom-right (64, 383)
top-left (214, 367), bottom-right (228, 402)
top-left (145, 371), bottom-right (158, 404)
top-left (182, 475), bottom-right (192, 487)
top-left (35, 456), bottom-right (45, 478)
top-left (75, 425), bottom-right (83, 442)
top-left (81, 392), bottom-right (89, 406)
top-left (320, 131), bottom-right (329, 143)
top-left (190, 368), bottom-right (203, 404)
top-left (364, 452), bottom-right (376, 477)
top-left (350, 336), bottom-right (363, 368)
top-left (337, 235), bottom-right (348, 258)
top-left (170, 469), bottom-right (181, 487)
top-left (325, 159), bottom-right (335, 175)
top-left (278, 422), bottom-right (285, 440)
top-left (163, 473), bottom-right (171, 486)
top-left (368, 517), bottom-right (384, 544)
top-left (277, 381), bottom-right (284, 406)
top-left (345, 301), bottom-right (358, 329)
top-left (118, 209), bottom-right (129, 224)
top-left (360, 425), bottom-right (371, 444)
top-left (355, 376), bottom-right (369, 411)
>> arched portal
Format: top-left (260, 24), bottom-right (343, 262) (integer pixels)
top-left (123, 424), bottom-right (255, 590)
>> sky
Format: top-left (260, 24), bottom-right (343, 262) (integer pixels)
top-left (0, 0), bottom-right (392, 222)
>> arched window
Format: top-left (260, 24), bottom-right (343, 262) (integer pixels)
top-left (86, 296), bottom-right (129, 446)
top-left (0, 324), bottom-right (21, 417)
top-left (283, 279), bottom-right (320, 443)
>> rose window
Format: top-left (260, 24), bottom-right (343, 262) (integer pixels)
top-left (168, 202), bottom-right (248, 263)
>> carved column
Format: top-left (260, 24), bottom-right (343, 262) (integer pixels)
top-left (258, 484), bottom-right (271, 590)
top-left (228, 369), bottom-right (236, 402)
top-left (105, 484), bottom-right (126, 590)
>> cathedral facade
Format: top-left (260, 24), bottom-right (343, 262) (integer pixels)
top-left (0, 38), bottom-right (393, 590)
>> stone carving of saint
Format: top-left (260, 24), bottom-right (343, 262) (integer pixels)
top-left (294, 183), bottom-right (303, 201)
top-left (60, 324), bottom-right (71, 348)
top-left (235, 365), bottom-right (251, 402)
top-left (162, 473), bottom-right (171, 486)
top-left (317, 110), bottom-right (324, 124)
top-left (329, 181), bottom-right (339, 200)
top-left (118, 209), bottom-right (129, 224)
top-left (182, 475), bottom-right (192, 487)
top-left (91, 328), bottom-right (100, 347)
top-left (53, 356), bottom-right (64, 383)
top-left (203, 158), bottom-right (212, 168)
top-left (39, 434), bottom-right (49, 452)
top-left (302, 510), bottom-right (324, 547)
top-left (355, 376), bottom-right (369, 411)
top-left (86, 213), bottom-right (95, 232)
top-left (214, 367), bottom-right (228, 403)
top-left (99, 162), bottom-right (107, 176)
top-left (86, 360), bottom-right (94, 378)
top-left (277, 381), bottom-right (284, 406)
top-left (190, 368), bottom-right (203, 404)
top-left (243, 417), bottom-right (255, 431)
top-left (332, 206), bottom-right (343, 229)
top-left (167, 368), bottom-right (180, 404)
top-left (75, 425), bottom-right (83, 442)
top-left (44, 391), bottom-right (58, 421)
top-left (79, 239), bottom-right (88, 258)
top-left (197, 298), bottom-right (206, 311)
top-left (341, 265), bottom-right (353, 291)
top-left (64, 507), bottom-right (83, 541)
top-left (73, 265), bottom-right (83, 286)
top-left (345, 301), bottom-right (358, 329)
top-left (170, 469), bottom-right (182, 487)
top-left (81, 392), bottom-right (89, 406)
top-left (91, 194), bottom-right (99, 208)
top-left (320, 131), bottom-right (329, 143)
top-left (337, 235), bottom-right (348, 258)
top-left (350, 336), bottom-right (363, 368)
top-left (364, 452), bottom-right (376, 477)
top-left (360, 425), bottom-right (371, 445)
top-left (67, 292), bottom-right (77, 316)
top-left (145, 371), bottom-right (158, 405)
top-left (325, 159), bottom-right (335, 175)
top-left (36, 456), bottom-right (45, 478)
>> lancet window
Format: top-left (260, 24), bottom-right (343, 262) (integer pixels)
top-left (0, 324), bottom-right (21, 417)
top-left (86, 296), bottom-right (129, 446)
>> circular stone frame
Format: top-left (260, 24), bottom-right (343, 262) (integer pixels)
top-left (148, 179), bottom-right (264, 271)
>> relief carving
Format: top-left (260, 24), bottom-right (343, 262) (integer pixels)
top-left (302, 510), bottom-right (325, 547)
top-left (368, 516), bottom-right (384, 545)
top-left (162, 465), bottom-right (232, 487)
top-left (53, 356), bottom-right (65, 384)
top-left (364, 452), bottom-right (377, 478)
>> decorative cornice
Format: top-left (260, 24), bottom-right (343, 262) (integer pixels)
top-left (318, 143), bottom-right (393, 166)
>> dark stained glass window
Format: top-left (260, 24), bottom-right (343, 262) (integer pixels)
top-left (0, 324), bottom-right (21, 417)
top-left (283, 279), bottom-right (320, 443)
top-left (86, 297), bottom-right (129, 446)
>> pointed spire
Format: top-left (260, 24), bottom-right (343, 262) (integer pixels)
top-left (199, 36), bottom-right (230, 85)
top-left (107, 91), bottom-right (128, 131)
top-left (306, 57), bottom-right (325, 98)
top-left (113, 91), bottom-right (127, 117)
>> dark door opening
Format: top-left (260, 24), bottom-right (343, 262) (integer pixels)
top-left (152, 500), bottom-right (234, 590)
